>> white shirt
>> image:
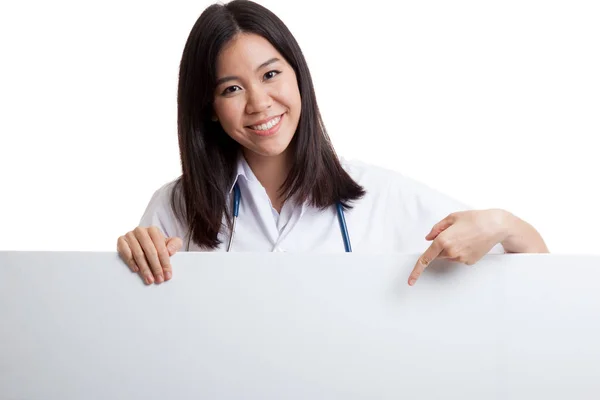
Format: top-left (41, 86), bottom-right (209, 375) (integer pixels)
top-left (139, 157), bottom-right (505, 254)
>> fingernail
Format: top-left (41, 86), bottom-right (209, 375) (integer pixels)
top-left (165, 271), bottom-right (172, 280)
top-left (408, 279), bottom-right (415, 286)
top-left (156, 275), bottom-right (164, 284)
top-left (145, 273), bottom-right (154, 284)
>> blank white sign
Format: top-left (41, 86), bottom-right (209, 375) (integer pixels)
top-left (1, 252), bottom-right (599, 399)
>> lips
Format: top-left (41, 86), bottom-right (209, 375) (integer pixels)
top-left (246, 114), bottom-right (284, 130)
top-left (246, 113), bottom-right (284, 137)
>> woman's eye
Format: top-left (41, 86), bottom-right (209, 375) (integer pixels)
top-left (222, 85), bottom-right (241, 95)
top-left (264, 70), bottom-right (281, 80)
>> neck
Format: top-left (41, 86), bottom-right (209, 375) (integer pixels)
top-left (243, 150), bottom-right (291, 212)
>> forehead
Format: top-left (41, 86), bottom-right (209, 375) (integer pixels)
top-left (216, 33), bottom-right (284, 74)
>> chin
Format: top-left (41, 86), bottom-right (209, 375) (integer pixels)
top-left (255, 147), bottom-right (288, 158)
top-left (247, 142), bottom-right (292, 159)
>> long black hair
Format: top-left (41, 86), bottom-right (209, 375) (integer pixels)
top-left (172, 0), bottom-right (365, 249)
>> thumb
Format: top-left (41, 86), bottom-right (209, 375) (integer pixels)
top-left (426, 216), bottom-right (454, 241)
top-left (166, 237), bottom-right (183, 256)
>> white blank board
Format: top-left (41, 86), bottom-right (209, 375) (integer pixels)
top-left (1, 252), bottom-right (599, 399)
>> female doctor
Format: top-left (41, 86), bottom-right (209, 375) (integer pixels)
top-left (116, 0), bottom-right (549, 286)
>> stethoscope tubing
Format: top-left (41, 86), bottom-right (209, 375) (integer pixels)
top-left (187, 182), bottom-right (352, 252)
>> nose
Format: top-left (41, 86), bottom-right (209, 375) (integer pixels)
top-left (245, 84), bottom-right (272, 114)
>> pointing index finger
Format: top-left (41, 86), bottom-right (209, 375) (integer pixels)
top-left (408, 239), bottom-right (443, 286)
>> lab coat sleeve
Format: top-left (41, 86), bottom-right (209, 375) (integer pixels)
top-left (387, 172), bottom-right (505, 254)
top-left (138, 181), bottom-right (186, 239)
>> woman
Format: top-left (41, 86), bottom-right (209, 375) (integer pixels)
top-left (116, 0), bottom-right (548, 286)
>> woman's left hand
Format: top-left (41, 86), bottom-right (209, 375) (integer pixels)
top-left (408, 209), bottom-right (510, 286)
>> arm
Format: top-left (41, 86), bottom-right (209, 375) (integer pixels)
top-left (408, 208), bottom-right (549, 285)
top-left (500, 210), bottom-right (550, 253)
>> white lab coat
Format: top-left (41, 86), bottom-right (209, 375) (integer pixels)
top-left (140, 156), bottom-right (505, 254)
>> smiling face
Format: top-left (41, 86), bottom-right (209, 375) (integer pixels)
top-left (212, 33), bottom-right (302, 164)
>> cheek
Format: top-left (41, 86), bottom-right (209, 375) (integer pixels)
top-left (277, 82), bottom-right (301, 115)
top-left (288, 81), bottom-right (302, 114)
top-left (214, 100), bottom-right (244, 131)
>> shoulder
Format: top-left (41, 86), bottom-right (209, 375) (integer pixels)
top-left (340, 157), bottom-right (399, 189)
top-left (340, 157), bottom-right (471, 221)
top-left (145, 179), bottom-right (178, 205)
top-left (142, 179), bottom-right (180, 217)
top-left (139, 178), bottom-right (186, 238)
top-left (342, 157), bottom-right (467, 204)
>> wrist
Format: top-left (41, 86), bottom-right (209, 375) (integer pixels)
top-left (497, 210), bottom-right (549, 253)
top-left (489, 208), bottom-right (514, 243)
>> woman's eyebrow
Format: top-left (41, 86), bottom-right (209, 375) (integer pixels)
top-left (215, 57), bottom-right (281, 86)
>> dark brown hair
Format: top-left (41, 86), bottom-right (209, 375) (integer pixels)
top-left (172, 0), bottom-right (365, 249)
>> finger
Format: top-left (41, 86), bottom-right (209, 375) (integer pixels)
top-left (166, 237), bottom-right (183, 256)
top-left (117, 235), bottom-right (138, 273)
top-left (125, 231), bottom-right (154, 285)
top-left (408, 239), bottom-right (444, 286)
top-left (147, 227), bottom-right (172, 282)
top-left (437, 249), bottom-right (455, 259)
top-left (134, 227), bottom-right (165, 284)
top-left (425, 214), bottom-right (455, 241)
top-left (161, 237), bottom-right (183, 281)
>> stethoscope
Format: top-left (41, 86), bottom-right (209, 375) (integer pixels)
top-left (186, 182), bottom-right (352, 252)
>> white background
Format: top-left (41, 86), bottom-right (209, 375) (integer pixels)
top-left (0, 0), bottom-right (598, 253)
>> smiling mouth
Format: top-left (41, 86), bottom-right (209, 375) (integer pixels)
top-left (246, 114), bottom-right (283, 131)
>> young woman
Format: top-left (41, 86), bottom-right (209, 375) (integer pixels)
top-left (116, 0), bottom-right (549, 286)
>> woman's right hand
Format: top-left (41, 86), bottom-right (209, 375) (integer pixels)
top-left (116, 226), bottom-right (183, 285)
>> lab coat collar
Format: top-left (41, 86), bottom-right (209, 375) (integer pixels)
top-left (227, 153), bottom-right (308, 217)
top-left (228, 152), bottom-right (256, 193)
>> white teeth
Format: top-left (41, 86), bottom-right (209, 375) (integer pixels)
top-left (251, 116), bottom-right (280, 131)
